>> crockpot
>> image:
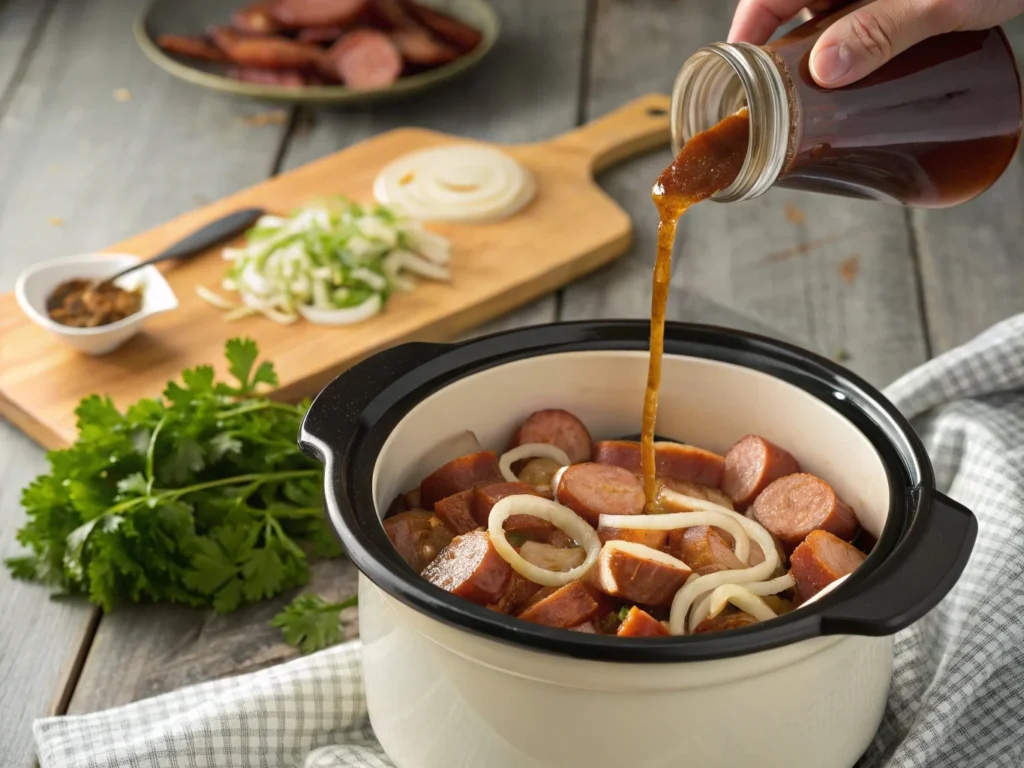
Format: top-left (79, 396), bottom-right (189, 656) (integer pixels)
top-left (298, 321), bottom-right (976, 768)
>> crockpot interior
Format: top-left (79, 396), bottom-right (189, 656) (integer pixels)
top-left (372, 350), bottom-right (889, 539)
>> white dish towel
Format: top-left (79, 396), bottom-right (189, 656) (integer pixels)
top-left (34, 314), bottom-right (1024, 768)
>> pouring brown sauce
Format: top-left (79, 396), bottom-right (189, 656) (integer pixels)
top-left (641, 109), bottom-right (751, 502)
top-left (46, 279), bottom-right (143, 328)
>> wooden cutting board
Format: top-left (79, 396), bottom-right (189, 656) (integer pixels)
top-left (0, 93), bottom-right (671, 450)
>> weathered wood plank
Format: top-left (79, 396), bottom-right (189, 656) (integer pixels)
top-left (0, 0), bottom-right (51, 107)
top-left (560, 0), bottom-right (930, 388)
top-left (63, 0), bottom-right (591, 718)
top-left (913, 17), bottom-right (1024, 355)
top-left (0, 0), bottom-right (292, 761)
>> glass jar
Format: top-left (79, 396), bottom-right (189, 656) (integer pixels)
top-left (671, 0), bottom-right (1023, 207)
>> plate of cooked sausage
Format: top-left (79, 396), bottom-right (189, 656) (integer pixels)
top-left (135, 0), bottom-right (499, 103)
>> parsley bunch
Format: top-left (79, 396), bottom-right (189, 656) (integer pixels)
top-left (5, 339), bottom-right (340, 613)
top-left (272, 594), bottom-right (358, 654)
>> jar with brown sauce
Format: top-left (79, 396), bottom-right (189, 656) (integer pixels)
top-left (670, 0), bottom-right (1023, 207)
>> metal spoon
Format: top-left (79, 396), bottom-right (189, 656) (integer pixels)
top-left (96, 207), bottom-right (265, 288)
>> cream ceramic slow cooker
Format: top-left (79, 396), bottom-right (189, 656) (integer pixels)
top-left (298, 321), bottom-right (976, 768)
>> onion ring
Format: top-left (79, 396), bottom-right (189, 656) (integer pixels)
top-left (599, 510), bottom-right (751, 564)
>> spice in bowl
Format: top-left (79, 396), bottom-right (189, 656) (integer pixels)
top-left (45, 278), bottom-right (143, 328)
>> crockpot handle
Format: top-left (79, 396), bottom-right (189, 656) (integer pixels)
top-left (298, 341), bottom-right (449, 463)
top-left (818, 490), bottom-right (977, 636)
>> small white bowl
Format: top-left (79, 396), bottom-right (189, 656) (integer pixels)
top-left (15, 253), bottom-right (179, 356)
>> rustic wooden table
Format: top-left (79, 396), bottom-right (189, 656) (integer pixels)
top-left (2, 0), bottom-right (1023, 764)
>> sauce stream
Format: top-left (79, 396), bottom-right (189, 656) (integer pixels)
top-left (642, 109), bottom-right (751, 502)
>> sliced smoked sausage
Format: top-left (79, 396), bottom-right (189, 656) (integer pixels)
top-left (693, 609), bottom-right (759, 634)
top-left (329, 29), bottom-right (403, 88)
top-left (422, 530), bottom-right (511, 605)
top-left (790, 529), bottom-right (866, 603)
top-left (419, 450), bottom-right (504, 510)
top-left (586, 541), bottom-right (691, 607)
top-left (382, 510), bottom-right (454, 573)
top-left (270, 0), bottom-right (370, 28)
top-left (406, 0), bottom-right (483, 52)
top-left (210, 28), bottom-right (326, 69)
top-left (297, 25), bottom-right (347, 43)
top-left (509, 408), bottom-right (593, 464)
top-left (597, 524), bottom-right (668, 552)
top-left (751, 473), bottom-right (860, 551)
top-left (655, 478), bottom-right (734, 510)
top-left (721, 435), bottom-right (800, 510)
top-left (517, 581), bottom-right (604, 628)
top-left (391, 27), bottom-right (457, 66)
top-left (616, 606), bottom-right (670, 637)
top-left (488, 571), bottom-right (542, 615)
top-left (593, 440), bottom-right (724, 487)
top-left (157, 34), bottom-right (228, 62)
top-left (556, 462), bottom-right (645, 526)
top-left (433, 490), bottom-right (478, 535)
top-left (472, 481), bottom-right (555, 539)
top-left (668, 526), bottom-right (747, 575)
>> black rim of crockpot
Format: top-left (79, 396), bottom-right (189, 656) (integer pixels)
top-left (300, 320), bottom-right (974, 663)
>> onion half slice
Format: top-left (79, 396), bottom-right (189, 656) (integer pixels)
top-left (488, 495), bottom-right (600, 587)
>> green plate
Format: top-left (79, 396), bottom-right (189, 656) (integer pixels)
top-left (135, 0), bottom-right (499, 104)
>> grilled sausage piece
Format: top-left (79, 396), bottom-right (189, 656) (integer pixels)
top-left (419, 450), bottom-right (504, 510)
top-left (471, 481), bottom-right (541, 525)
top-left (383, 510), bottom-right (454, 573)
top-left (270, 0), bottom-right (370, 28)
top-left (406, 0), bottom-right (483, 52)
top-left (656, 478), bottom-right (734, 510)
top-left (556, 462), bottom-right (645, 526)
top-left (586, 541), bottom-right (691, 607)
top-left (157, 34), bottom-right (228, 62)
top-left (693, 609), bottom-right (759, 634)
top-left (721, 435), bottom-right (800, 510)
top-left (210, 27), bottom-right (326, 69)
top-left (329, 29), bottom-right (404, 88)
top-left (616, 606), bottom-right (670, 637)
top-left (790, 529), bottom-right (866, 603)
top-left (391, 27), bottom-right (457, 66)
top-left (668, 526), bottom-right (746, 575)
top-left (297, 25), bottom-right (347, 43)
top-left (422, 530), bottom-right (511, 605)
top-left (433, 490), bottom-right (478, 535)
top-left (598, 524), bottom-right (668, 552)
top-left (488, 571), bottom-right (542, 614)
top-left (517, 581), bottom-right (603, 628)
top-left (751, 473), bottom-right (860, 551)
top-left (509, 408), bottom-right (593, 464)
top-left (592, 440), bottom-right (724, 487)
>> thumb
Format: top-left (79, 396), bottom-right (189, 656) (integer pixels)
top-left (809, 0), bottom-right (959, 87)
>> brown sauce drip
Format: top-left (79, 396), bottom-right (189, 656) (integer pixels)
top-left (642, 109), bottom-right (750, 502)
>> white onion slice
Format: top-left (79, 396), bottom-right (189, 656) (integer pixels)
top-left (598, 510), bottom-right (750, 564)
top-left (550, 465), bottom-right (568, 495)
top-left (689, 573), bottom-right (795, 629)
top-left (698, 584), bottom-right (778, 625)
top-left (667, 510), bottom-right (780, 635)
top-left (296, 294), bottom-right (382, 326)
top-left (498, 443), bottom-right (571, 483)
top-left (488, 495), bottom-right (600, 587)
top-left (373, 144), bottom-right (536, 223)
top-left (195, 285), bottom-right (238, 310)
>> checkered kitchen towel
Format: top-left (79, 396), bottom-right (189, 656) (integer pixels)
top-left (34, 314), bottom-right (1024, 768)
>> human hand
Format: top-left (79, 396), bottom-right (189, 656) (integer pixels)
top-left (728, 0), bottom-right (1024, 87)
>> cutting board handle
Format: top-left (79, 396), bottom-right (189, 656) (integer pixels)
top-left (547, 93), bottom-right (672, 175)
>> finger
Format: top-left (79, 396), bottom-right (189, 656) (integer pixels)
top-left (728, 0), bottom-right (813, 43)
top-left (809, 0), bottom-right (964, 87)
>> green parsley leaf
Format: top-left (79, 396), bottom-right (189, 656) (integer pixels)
top-left (271, 593), bottom-right (358, 654)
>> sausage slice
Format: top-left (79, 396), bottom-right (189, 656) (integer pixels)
top-left (382, 510), bottom-right (454, 573)
top-left (655, 478), bottom-right (734, 510)
top-left (488, 571), bottom-right (542, 614)
top-left (422, 530), bottom-right (511, 605)
top-left (790, 529), bottom-right (866, 603)
top-left (391, 27), bottom-right (457, 66)
top-left (593, 440), bottom-right (724, 487)
top-left (329, 29), bottom-right (403, 88)
top-left (157, 34), bottom-right (228, 62)
top-left (433, 489), bottom-right (478, 535)
top-left (419, 450), bottom-right (504, 510)
top-left (517, 581), bottom-right (603, 628)
top-left (616, 606), bottom-right (670, 637)
top-left (598, 524), bottom-right (668, 551)
top-left (586, 541), bottom-right (691, 607)
top-left (270, 0), bottom-right (370, 28)
top-left (668, 526), bottom-right (746, 575)
top-left (751, 473), bottom-right (860, 551)
top-left (693, 609), bottom-right (759, 634)
top-left (210, 28), bottom-right (326, 69)
top-left (556, 462), bottom-right (645, 526)
top-left (406, 1), bottom-right (483, 52)
top-left (722, 435), bottom-right (800, 510)
top-left (297, 25), bottom-right (347, 44)
top-left (510, 409), bottom-right (593, 464)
